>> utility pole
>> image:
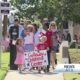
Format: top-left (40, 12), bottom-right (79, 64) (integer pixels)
top-left (0, 15), bottom-right (2, 68)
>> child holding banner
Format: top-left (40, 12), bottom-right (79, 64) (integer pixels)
top-left (24, 24), bottom-right (34, 71)
top-left (14, 38), bottom-right (25, 73)
top-left (36, 36), bottom-right (48, 73)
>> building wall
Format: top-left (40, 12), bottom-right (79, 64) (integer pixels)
top-left (68, 21), bottom-right (74, 41)
top-left (68, 21), bottom-right (80, 41)
top-left (73, 23), bottom-right (80, 36)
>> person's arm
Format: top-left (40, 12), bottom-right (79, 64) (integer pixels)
top-left (36, 44), bottom-right (40, 50)
top-left (57, 34), bottom-right (61, 43)
top-left (8, 26), bottom-right (12, 38)
top-left (45, 43), bottom-right (49, 50)
top-left (68, 33), bottom-right (71, 42)
top-left (7, 24), bottom-right (13, 38)
top-left (19, 24), bottom-right (24, 37)
top-left (20, 30), bottom-right (26, 38)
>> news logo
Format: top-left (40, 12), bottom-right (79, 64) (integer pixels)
top-left (54, 64), bottom-right (80, 73)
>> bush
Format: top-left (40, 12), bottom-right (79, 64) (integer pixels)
top-left (70, 42), bottom-right (76, 48)
top-left (69, 49), bottom-right (80, 63)
top-left (70, 42), bottom-right (80, 48)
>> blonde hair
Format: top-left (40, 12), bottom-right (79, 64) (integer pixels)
top-left (24, 20), bottom-right (32, 25)
top-left (24, 20), bottom-right (32, 27)
top-left (39, 36), bottom-right (47, 42)
top-left (49, 21), bottom-right (57, 29)
top-left (26, 24), bottom-right (34, 32)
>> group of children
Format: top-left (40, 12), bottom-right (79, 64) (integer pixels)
top-left (14, 25), bottom-right (48, 73)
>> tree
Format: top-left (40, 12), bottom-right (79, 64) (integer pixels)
top-left (10, 0), bottom-right (80, 23)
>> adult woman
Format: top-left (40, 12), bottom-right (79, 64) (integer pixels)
top-left (46, 21), bottom-right (60, 71)
top-left (49, 21), bottom-right (60, 67)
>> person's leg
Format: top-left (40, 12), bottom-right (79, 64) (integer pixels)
top-left (18, 65), bottom-right (22, 73)
top-left (54, 46), bottom-right (58, 64)
top-left (13, 45), bottom-right (18, 69)
top-left (55, 53), bottom-right (57, 64)
top-left (38, 67), bottom-right (41, 74)
top-left (10, 44), bottom-right (18, 70)
top-left (50, 51), bottom-right (55, 69)
top-left (43, 66), bottom-right (47, 73)
top-left (47, 48), bottom-right (51, 72)
top-left (10, 44), bottom-right (14, 69)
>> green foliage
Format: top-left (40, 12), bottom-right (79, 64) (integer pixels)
top-left (70, 42), bottom-right (76, 48)
top-left (69, 49), bottom-right (80, 63)
top-left (10, 0), bottom-right (80, 23)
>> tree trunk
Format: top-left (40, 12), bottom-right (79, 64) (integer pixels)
top-left (2, 15), bottom-right (8, 37)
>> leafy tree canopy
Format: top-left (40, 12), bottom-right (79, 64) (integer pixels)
top-left (10, 0), bottom-right (80, 23)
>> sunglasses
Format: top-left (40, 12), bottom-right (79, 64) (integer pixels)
top-left (51, 24), bottom-right (56, 26)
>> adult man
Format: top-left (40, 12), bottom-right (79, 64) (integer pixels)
top-left (7, 20), bottom-right (24, 37)
top-left (8, 19), bottom-right (23, 70)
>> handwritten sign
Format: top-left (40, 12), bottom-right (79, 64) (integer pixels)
top-left (24, 50), bottom-right (48, 70)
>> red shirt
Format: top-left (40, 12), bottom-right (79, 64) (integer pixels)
top-left (45, 29), bottom-right (53, 47)
top-left (37, 42), bottom-right (48, 50)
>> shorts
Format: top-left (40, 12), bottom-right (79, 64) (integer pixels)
top-left (51, 45), bottom-right (59, 53)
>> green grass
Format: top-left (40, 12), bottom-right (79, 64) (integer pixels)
top-left (0, 49), bottom-right (79, 80)
top-left (64, 49), bottom-right (80, 80)
top-left (64, 73), bottom-right (80, 80)
top-left (0, 52), bottom-right (9, 80)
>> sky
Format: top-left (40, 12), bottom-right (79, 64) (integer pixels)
top-left (0, 0), bottom-right (10, 1)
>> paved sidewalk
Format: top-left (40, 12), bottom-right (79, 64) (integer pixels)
top-left (4, 70), bottom-right (64, 80)
top-left (4, 53), bottom-right (64, 80)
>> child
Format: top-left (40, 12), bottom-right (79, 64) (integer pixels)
top-left (14, 38), bottom-right (24, 73)
top-left (24, 24), bottom-right (34, 51)
top-left (36, 36), bottom-right (48, 73)
top-left (37, 36), bottom-right (48, 50)
top-left (23, 24), bottom-right (34, 71)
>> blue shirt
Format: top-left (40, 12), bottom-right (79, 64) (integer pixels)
top-left (7, 24), bottom-right (24, 37)
top-left (21, 30), bottom-right (26, 38)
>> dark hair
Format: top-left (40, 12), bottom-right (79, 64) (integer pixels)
top-left (32, 23), bottom-right (39, 32)
top-left (16, 38), bottom-right (23, 45)
top-left (44, 22), bottom-right (49, 27)
top-left (14, 18), bottom-right (19, 22)
top-left (43, 22), bottom-right (49, 30)
top-left (26, 20), bottom-right (32, 24)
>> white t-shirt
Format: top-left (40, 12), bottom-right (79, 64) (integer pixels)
top-left (34, 28), bottom-right (46, 45)
top-left (24, 32), bottom-right (34, 44)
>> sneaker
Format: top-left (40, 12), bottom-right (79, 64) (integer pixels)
top-left (41, 70), bottom-right (45, 74)
top-left (19, 70), bottom-right (22, 74)
top-left (46, 69), bottom-right (50, 72)
top-left (38, 70), bottom-right (41, 74)
top-left (43, 69), bottom-right (47, 73)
